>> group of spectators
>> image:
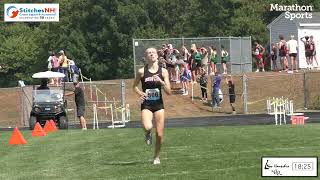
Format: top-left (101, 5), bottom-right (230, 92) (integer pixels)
top-left (156, 43), bottom-right (231, 96)
top-left (152, 43), bottom-right (236, 113)
top-left (47, 50), bottom-right (80, 85)
top-left (255, 34), bottom-right (317, 72)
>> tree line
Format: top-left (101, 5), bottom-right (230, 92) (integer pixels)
top-left (0, 0), bottom-right (319, 87)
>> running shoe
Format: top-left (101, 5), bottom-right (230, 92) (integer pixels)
top-left (153, 157), bottom-right (161, 165)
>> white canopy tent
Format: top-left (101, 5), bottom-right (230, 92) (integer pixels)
top-left (32, 71), bottom-right (65, 78)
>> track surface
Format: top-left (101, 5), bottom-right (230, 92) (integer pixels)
top-left (2, 112), bottom-right (319, 131)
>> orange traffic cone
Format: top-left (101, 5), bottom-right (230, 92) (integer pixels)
top-left (49, 120), bottom-right (58, 132)
top-left (8, 127), bottom-right (27, 145)
top-left (44, 120), bottom-right (54, 133)
top-left (32, 122), bottom-right (47, 136)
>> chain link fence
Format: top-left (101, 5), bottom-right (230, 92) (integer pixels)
top-left (1, 71), bottom-right (320, 127)
top-left (179, 71), bottom-right (320, 115)
top-left (245, 71), bottom-right (320, 113)
top-left (133, 37), bottom-right (252, 76)
top-left (16, 80), bottom-right (126, 128)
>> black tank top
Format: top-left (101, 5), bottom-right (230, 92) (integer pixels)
top-left (228, 81), bottom-right (235, 96)
top-left (280, 43), bottom-right (286, 54)
top-left (141, 65), bottom-right (163, 105)
top-left (305, 41), bottom-right (311, 52)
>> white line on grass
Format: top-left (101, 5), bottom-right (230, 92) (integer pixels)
top-left (161, 145), bottom-right (320, 160)
top-left (125, 165), bottom-right (258, 179)
top-left (161, 165), bottom-right (258, 176)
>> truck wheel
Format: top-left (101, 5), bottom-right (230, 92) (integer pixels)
top-left (59, 116), bottom-right (68, 129)
top-left (29, 116), bottom-right (37, 130)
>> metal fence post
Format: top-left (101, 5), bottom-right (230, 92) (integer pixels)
top-left (121, 80), bottom-right (125, 108)
top-left (182, 36), bottom-right (184, 46)
top-left (303, 71), bottom-right (308, 109)
top-left (20, 87), bottom-right (25, 126)
top-left (240, 38), bottom-right (243, 73)
top-left (133, 38), bottom-right (136, 78)
top-left (242, 74), bottom-right (248, 114)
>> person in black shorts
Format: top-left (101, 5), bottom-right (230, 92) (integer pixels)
top-left (270, 43), bottom-right (278, 71)
top-left (133, 47), bottom-right (171, 165)
top-left (278, 35), bottom-right (288, 72)
top-left (226, 75), bottom-right (236, 114)
top-left (300, 36), bottom-right (313, 70)
top-left (74, 81), bottom-right (87, 130)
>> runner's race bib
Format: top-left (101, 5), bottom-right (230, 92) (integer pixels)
top-left (145, 88), bottom-right (160, 101)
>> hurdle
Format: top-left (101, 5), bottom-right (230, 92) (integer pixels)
top-left (267, 96), bottom-right (310, 125)
top-left (107, 97), bottom-right (128, 128)
top-left (286, 100), bottom-right (304, 116)
top-left (267, 97), bottom-right (287, 125)
top-left (285, 100), bottom-right (309, 125)
top-left (92, 104), bottom-right (99, 129)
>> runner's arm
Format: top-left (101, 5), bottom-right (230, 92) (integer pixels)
top-left (133, 68), bottom-right (145, 98)
top-left (161, 68), bottom-right (172, 95)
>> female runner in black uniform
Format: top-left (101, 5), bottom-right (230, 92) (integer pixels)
top-left (133, 47), bottom-right (171, 165)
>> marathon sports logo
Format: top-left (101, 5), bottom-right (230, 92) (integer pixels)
top-left (269, 4), bottom-right (313, 20)
top-left (4, 4), bottom-right (59, 22)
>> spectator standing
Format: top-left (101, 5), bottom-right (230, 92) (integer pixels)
top-left (278, 35), bottom-right (288, 72)
top-left (190, 44), bottom-right (200, 83)
top-left (253, 42), bottom-right (265, 72)
top-left (270, 43), bottom-right (278, 71)
top-left (49, 51), bottom-right (60, 85)
top-left (164, 44), bottom-right (175, 81)
top-left (47, 51), bottom-right (54, 85)
top-left (199, 68), bottom-right (208, 101)
top-left (310, 35), bottom-right (318, 68)
top-left (74, 81), bottom-right (87, 130)
top-left (300, 36), bottom-right (313, 70)
top-left (212, 73), bottom-right (222, 108)
top-left (209, 46), bottom-right (218, 75)
top-left (181, 45), bottom-right (190, 64)
top-left (287, 35), bottom-right (299, 72)
top-left (226, 75), bottom-right (236, 114)
top-left (180, 62), bottom-right (191, 96)
top-left (172, 49), bottom-right (180, 83)
top-left (221, 46), bottom-right (229, 74)
top-left (200, 47), bottom-right (209, 74)
top-left (58, 50), bottom-right (70, 82)
top-left (69, 60), bottom-right (80, 83)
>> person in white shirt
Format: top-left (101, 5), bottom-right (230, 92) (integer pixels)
top-left (287, 35), bottom-right (298, 72)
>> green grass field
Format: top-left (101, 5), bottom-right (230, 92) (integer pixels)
top-left (0, 124), bottom-right (319, 180)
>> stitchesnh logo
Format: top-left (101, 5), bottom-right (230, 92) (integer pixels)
top-left (6, 6), bottom-right (19, 18)
top-left (270, 4), bottom-right (313, 20)
top-left (4, 4), bottom-right (59, 22)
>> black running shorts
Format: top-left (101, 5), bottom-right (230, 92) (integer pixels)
top-left (141, 103), bottom-right (164, 113)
